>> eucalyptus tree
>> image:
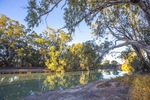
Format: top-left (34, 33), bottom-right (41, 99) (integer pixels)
top-left (25, 0), bottom-right (150, 27)
top-left (0, 14), bottom-right (48, 67)
top-left (0, 14), bottom-right (27, 67)
top-left (25, 0), bottom-right (150, 71)
top-left (92, 4), bottom-right (150, 71)
top-left (82, 40), bottom-right (102, 69)
top-left (44, 27), bottom-right (72, 72)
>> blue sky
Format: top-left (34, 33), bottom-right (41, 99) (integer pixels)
top-left (0, 0), bottom-right (94, 44)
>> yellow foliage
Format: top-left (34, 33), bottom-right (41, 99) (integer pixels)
top-left (49, 46), bottom-right (55, 51)
top-left (79, 71), bottom-right (89, 84)
top-left (121, 50), bottom-right (137, 73)
top-left (43, 73), bottom-right (65, 90)
top-left (59, 31), bottom-right (71, 44)
top-left (121, 60), bottom-right (135, 73)
top-left (69, 43), bottom-right (83, 54)
top-left (91, 23), bottom-right (95, 28)
top-left (45, 45), bottom-right (66, 73)
top-left (0, 14), bottom-right (7, 27)
top-left (35, 38), bottom-right (44, 43)
top-left (39, 49), bottom-right (46, 54)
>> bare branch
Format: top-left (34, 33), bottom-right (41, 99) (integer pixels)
top-left (39, 0), bottom-right (62, 18)
top-left (93, 42), bottom-right (129, 62)
top-left (61, 0), bottom-right (67, 10)
top-left (107, 25), bottom-right (123, 39)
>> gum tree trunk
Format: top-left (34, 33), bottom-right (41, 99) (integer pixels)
top-left (132, 45), bottom-right (150, 71)
top-left (137, 0), bottom-right (150, 25)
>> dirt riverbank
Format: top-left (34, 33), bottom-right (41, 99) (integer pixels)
top-left (22, 79), bottom-right (130, 100)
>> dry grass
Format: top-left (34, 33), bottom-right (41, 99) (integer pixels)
top-left (116, 74), bottom-right (150, 100)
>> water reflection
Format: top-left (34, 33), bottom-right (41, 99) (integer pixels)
top-left (0, 69), bottom-right (127, 100)
top-left (79, 71), bottom-right (89, 84)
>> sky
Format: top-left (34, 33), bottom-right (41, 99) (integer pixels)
top-left (0, 0), bottom-right (124, 63)
top-left (0, 0), bottom-right (94, 44)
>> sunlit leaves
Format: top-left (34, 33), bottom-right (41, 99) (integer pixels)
top-left (1, 14), bottom-right (102, 71)
top-left (0, 15), bottom-right (27, 67)
top-left (79, 71), bottom-right (89, 84)
top-left (44, 28), bottom-right (71, 73)
top-left (121, 60), bottom-right (135, 73)
top-left (121, 49), bottom-right (142, 73)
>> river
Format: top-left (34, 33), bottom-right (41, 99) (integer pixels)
top-left (0, 69), bottom-right (127, 100)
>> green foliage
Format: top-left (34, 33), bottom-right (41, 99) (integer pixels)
top-left (0, 15), bottom-right (48, 67)
top-left (111, 60), bottom-right (118, 66)
top-left (120, 49), bottom-right (142, 73)
top-left (83, 41), bottom-right (102, 69)
top-left (25, 0), bottom-right (150, 71)
top-left (44, 28), bottom-right (71, 72)
top-left (0, 14), bottom-right (27, 67)
top-left (0, 14), bottom-right (102, 72)
top-left (101, 59), bottom-right (118, 68)
top-left (45, 34), bottom-right (101, 72)
top-left (65, 41), bottom-right (101, 71)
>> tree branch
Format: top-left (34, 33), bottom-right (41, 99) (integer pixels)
top-left (127, 40), bottom-right (150, 54)
top-left (93, 42), bottom-right (129, 62)
top-left (39, 0), bottom-right (62, 17)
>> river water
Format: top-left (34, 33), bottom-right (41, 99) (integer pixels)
top-left (0, 69), bottom-right (127, 100)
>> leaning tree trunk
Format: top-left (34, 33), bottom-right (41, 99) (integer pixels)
top-left (132, 45), bottom-right (150, 71)
top-left (128, 40), bottom-right (150, 59)
top-left (146, 52), bottom-right (150, 62)
top-left (136, 0), bottom-right (150, 25)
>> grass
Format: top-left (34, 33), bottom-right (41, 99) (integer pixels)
top-left (116, 73), bottom-right (150, 100)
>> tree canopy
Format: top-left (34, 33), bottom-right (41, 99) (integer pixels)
top-left (0, 14), bottom-right (103, 72)
top-left (25, 0), bottom-right (150, 71)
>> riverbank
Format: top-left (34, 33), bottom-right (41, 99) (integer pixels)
top-left (0, 67), bottom-right (118, 74)
top-left (21, 79), bottom-right (130, 100)
top-left (22, 80), bottom-right (130, 100)
top-left (0, 68), bottom-right (51, 74)
top-left (21, 73), bottom-right (150, 100)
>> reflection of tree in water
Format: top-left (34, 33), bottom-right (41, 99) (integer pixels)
top-left (42, 73), bottom-right (81, 90)
top-left (42, 71), bottom-right (103, 90)
top-left (42, 73), bottom-right (66, 90)
top-left (103, 69), bottom-right (119, 75)
top-left (112, 69), bottom-right (119, 75)
top-left (104, 69), bottom-right (111, 75)
top-left (79, 71), bottom-right (89, 84)
top-left (79, 71), bottom-right (103, 84)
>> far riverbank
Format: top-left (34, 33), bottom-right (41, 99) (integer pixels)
top-left (0, 66), bottom-right (119, 74)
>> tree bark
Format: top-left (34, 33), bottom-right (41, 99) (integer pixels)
top-left (146, 52), bottom-right (150, 62)
top-left (132, 45), bottom-right (150, 71)
top-left (137, 0), bottom-right (150, 25)
top-left (127, 40), bottom-right (150, 57)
